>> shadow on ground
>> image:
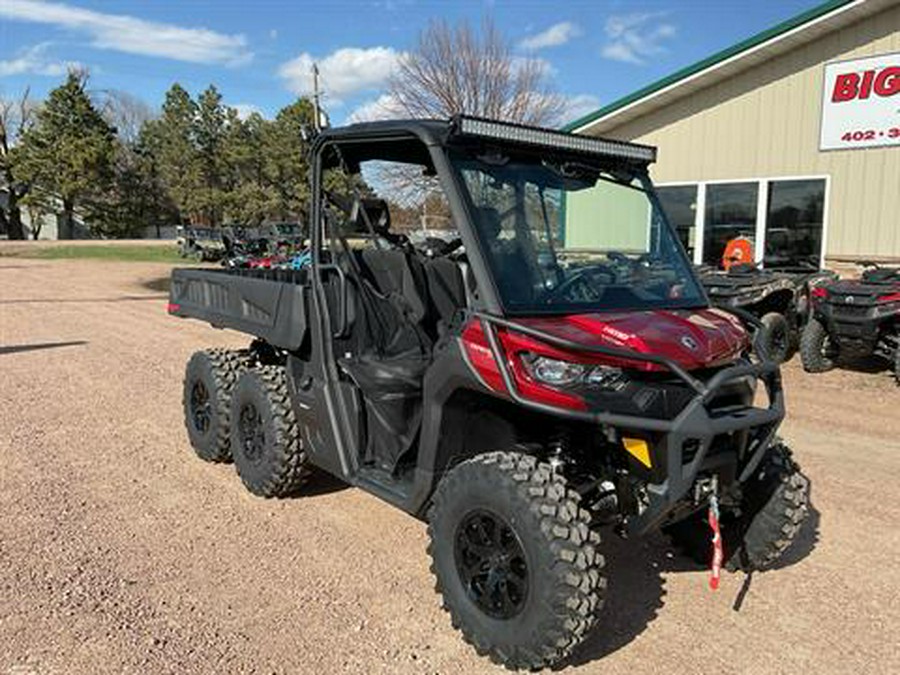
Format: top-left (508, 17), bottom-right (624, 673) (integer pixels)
top-left (834, 354), bottom-right (893, 375)
top-left (0, 340), bottom-right (88, 356)
top-left (561, 498), bottom-right (821, 668)
top-left (286, 467), bottom-right (351, 498)
top-left (142, 277), bottom-right (171, 293)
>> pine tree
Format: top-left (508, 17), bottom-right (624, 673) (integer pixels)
top-left (16, 71), bottom-right (116, 238)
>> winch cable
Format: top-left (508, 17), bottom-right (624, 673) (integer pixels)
top-left (708, 492), bottom-right (724, 591)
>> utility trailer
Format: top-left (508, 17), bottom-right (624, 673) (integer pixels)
top-left (169, 115), bottom-right (810, 670)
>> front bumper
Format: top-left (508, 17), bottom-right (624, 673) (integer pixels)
top-left (475, 310), bottom-right (784, 535)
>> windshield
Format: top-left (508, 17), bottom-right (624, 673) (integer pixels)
top-left (451, 151), bottom-right (706, 314)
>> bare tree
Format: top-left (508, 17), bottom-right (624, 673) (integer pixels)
top-left (388, 18), bottom-right (565, 125)
top-left (0, 88), bottom-right (36, 240)
top-left (96, 89), bottom-right (155, 145)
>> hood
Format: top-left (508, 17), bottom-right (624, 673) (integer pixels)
top-left (517, 308), bottom-right (749, 371)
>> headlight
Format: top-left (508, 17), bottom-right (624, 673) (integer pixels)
top-left (524, 355), bottom-right (628, 391)
top-left (528, 356), bottom-right (586, 386)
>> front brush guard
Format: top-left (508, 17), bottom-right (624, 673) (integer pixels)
top-left (472, 308), bottom-right (784, 535)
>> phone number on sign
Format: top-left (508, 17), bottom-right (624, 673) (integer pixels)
top-left (840, 127), bottom-right (900, 142)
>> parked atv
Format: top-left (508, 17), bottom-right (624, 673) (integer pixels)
top-left (698, 263), bottom-right (836, 363)
top-left (168, 116), bottom-right (810, 669)
top-left (178, 226), bottom-right (226, 262)
top-left (801, 263), bottom-right (900, 382)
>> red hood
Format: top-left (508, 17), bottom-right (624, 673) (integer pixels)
top-left (517, 308), bottom-right (749, 371)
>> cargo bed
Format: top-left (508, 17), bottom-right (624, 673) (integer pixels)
top-left (168, 267), bottom-right (308, 350)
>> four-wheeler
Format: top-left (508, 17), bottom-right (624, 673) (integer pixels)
top-left (177, 226), bottom-right (227, 262)
top-left (168, 116), bottom-right (811, 669)
top-left (698, 262), bottom-right (836, 363)
top-left (801, 262), bottom-right (900, 383)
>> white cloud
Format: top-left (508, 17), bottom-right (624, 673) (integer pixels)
top-left (0, 43), bottom-right (80, 77)
top-left (600, 13), bottom-right (676, 65)
top-left (347, 93), bottom-right (404, 123)
top-left (0, 0), bottom-right (252, 65)
top-left (519, 22), bottom-right (583, 51)
top-left (278, 47), bottom-right (401, 105)
top-left (560, 94), bottom-right (601, 123)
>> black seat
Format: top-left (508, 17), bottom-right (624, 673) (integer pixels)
top-left (424, 258), bottom-right (467, 332)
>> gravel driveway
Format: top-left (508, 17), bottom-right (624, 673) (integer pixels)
top-left (1, 259), bottom-right (898, 675)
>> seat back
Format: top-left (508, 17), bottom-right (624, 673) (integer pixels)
top-left (424, 258), bottom-right (467, 331)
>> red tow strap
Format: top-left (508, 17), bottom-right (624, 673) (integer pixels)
top-left (708, 494), bottom-right (723, 590)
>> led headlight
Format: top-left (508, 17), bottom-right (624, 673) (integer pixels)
top-left (585, 365), bottom-right (628, 391)
top-left (529, 356), bottom-right (586, 386)
top-left (524, 355), bottom-right (628, 391)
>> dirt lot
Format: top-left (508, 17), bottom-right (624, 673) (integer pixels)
top-left (1, 258), bottom-right (899, 675)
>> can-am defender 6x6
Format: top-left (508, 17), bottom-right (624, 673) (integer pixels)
top-left (168, 116), bottom-right (811, 670)
top-left (698, 261), bottom-right (836, 363)
top-left (801, 262), bottom-right (900, 382)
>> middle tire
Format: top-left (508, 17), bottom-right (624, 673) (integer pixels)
top-left (428, 450), bottom-right (606, 670)
top-left (230, 366), bottom-right (309, 497)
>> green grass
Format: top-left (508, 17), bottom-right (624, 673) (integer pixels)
top-left (3, 244), bottom-right (194, 264)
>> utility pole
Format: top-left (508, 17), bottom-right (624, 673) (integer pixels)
top-left (312, 63), bottom-right (322, 132)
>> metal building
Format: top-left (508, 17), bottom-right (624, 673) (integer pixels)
top-left (566, 0), bottom-right (900, 267)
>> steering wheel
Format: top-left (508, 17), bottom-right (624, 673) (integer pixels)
top-left (544, 266), bottom-right (614, 303)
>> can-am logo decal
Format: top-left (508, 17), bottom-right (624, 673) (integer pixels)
top-left (681, 336), bottom-right (699, 351)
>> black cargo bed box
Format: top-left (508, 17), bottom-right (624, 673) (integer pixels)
top-left (169, 267), bottom-right (308, 350)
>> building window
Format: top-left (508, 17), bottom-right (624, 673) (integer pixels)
top-left (764, 179), bottom-right (825, 269)
top-left (703, 182), bottom-right (758, 266)
top-left (656, 185), bottom-right (698, 258)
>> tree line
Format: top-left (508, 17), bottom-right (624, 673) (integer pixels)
top-left (1, 72), bottom-right (321, 239)
top-left (0, 18), bottom-right (564, 240)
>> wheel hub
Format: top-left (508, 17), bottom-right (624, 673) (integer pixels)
top-left (454, 509), bottom-right (528, 619)
top-left (189, 381), bottom-right (211, 434)
top-left (238, 403), bottom-right (266, 461)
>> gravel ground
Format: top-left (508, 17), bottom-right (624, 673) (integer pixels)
top-left (1, 259), bottom-right (898, 675)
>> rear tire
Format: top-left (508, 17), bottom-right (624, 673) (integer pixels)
top-left (428, 450), bottom-right (606, 670)
top-left (800, 317), bottom-right (835, 373)
top-left (183, 349), bottom-right (252, 462)
top-left (760, 312), bottom-right (790, 363)
top-left (665, 442), bottom-right (810, 572)
top-left (230, 366), bottom-right (309, 497)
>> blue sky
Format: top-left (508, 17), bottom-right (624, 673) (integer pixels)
top-left (1, 0), bottom-right (826, 126)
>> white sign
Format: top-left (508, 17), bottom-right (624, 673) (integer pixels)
top-left (819, 52), bottom-right (900, 151)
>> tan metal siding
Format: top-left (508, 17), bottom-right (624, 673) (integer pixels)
top-left (602, 3), bottom-right (900, 260)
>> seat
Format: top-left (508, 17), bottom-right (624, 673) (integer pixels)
top-left (424, 258), bottom-right (467, 332)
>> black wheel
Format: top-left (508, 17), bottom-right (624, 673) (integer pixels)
top-left (230, 366), bottom-right (308, 497)
top-left (760, 312), bottom-right (790, 363)
top-left (665, 441), bottom-right (810, 572)
top-left (800, 317), bottom-right (836, 372)
top-left (428, 450), bottom-right (606, 670)
top-left (182, 349), bottom-right (252, 462)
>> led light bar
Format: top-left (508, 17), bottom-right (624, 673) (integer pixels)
top-left (453, 115), bottom-right (657, 163)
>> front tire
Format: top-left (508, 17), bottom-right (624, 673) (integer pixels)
top-left (800, 317), bottom-right (836, 372)
top-left (665, 442), bottom-right (810, 572)
top-left (230, 366), bottom-right (309, 497)
top-left (428, 451), bottom-right (606, 670)
top-left (894, 346), bottom-right (899, 386)
top-left (760, 312), bottom-right (791, 363)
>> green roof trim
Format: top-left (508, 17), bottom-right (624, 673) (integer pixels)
top-left (563, 0), bottom-right (856, 132)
